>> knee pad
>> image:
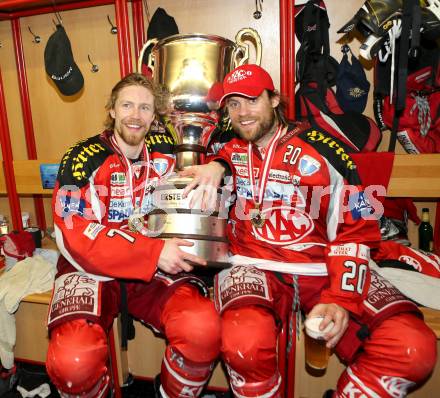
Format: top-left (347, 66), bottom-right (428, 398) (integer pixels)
top-left (339, 313), bottom-right (438, 397)
top-left (391, 314), bottom-right (437, 382)
top-left (162, 285), bottom-right (221, 362)
top-left (46, 319), bottom-right (109, 397)
top-left (372, 313), bottom-right (437, 383)
top-left (160, 346), bottom-right (214, 398)
top-left (226, 366), bottom-right (282, 398)
top-left (221, 306), bottom-right (278, 379)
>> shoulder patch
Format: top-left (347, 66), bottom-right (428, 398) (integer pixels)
top-left (146, 121), bottom-right (176, 156)
top-left (57, 135), bottom-right (112, 188)
top-left (298, 128), bottom-right (361, 185)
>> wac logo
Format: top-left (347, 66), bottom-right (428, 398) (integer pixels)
top-left (380, 376), bottom-right (415, 398)
top-left (341, 382), bottom-right (367, 398)
top-left (253, 206), bottom-right (314, 245)
top-left (398, 255), bottom-right (422, 272)
top-left (228, 69), bottom-right (252, 83)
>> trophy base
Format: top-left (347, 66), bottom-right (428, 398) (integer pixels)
top-left (162, 236), bottom-right (230, 268)
top-left (149, 174), bottom-right (230, 268)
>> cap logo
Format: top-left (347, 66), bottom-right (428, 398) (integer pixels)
top-left (51, 66), bottom-right (73, 82)
top-left (227, 69), bottom-right (252, 84)
top-left (349, 87), bottom-right (366, 98)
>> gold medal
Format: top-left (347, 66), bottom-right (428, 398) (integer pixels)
top-left (246, 126), bottom-right (285, 230)
top-left (250, 205), bottom-right (265, 228)
top-left (128, 209), bottom-right (145, 233)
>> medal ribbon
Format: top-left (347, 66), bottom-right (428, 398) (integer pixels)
top-left (110, 134), bottom-right (150, 212)
top-left (247, 125), bottom-right (284, 211)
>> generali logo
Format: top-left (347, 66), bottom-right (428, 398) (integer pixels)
top-left (227, 69), bottom-right (252, 84)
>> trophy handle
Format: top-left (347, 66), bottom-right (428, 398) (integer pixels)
top-left (234, 28), bottom-right (262, 67)
top-left (137, 38), bottom-right (159, 73)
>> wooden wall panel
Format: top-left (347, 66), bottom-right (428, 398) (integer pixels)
top-left (0, 20), bottom-right (26, 160)
top-left (19, 5), bottom-right (121, 161)
top-left (0, 19), bottom-right (25, 223)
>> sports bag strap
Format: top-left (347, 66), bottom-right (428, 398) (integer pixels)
top-left (388, 0), bottom-right (419, 152)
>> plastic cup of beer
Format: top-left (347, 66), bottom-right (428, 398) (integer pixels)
top-left (304, 316), bottom-right (334, 370)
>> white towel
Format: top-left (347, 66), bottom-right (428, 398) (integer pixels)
top-left (0, 301), bottom-right (15, 369)
top-left (0, 255), bottom-right (55, 368)
top-left (0, 255), bottom-right (56, 313)
top-left (17, 383), bottom-right (51, 398)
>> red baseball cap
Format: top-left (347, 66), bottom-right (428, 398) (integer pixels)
top-left (220, 64), bottom-right (275, 106)
top-left (206, 81), bottom-right (224, 103)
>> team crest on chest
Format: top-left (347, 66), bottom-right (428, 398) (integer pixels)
top-left (252, 205), bottom-right (314, 245)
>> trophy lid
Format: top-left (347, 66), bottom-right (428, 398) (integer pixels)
top-left (151, 32), bottom-right (236, 48)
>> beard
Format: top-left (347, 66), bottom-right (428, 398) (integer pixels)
top-left (232, 109), bottom-right (276, 145)
top-left (115, 118), bottom-right (148, 147)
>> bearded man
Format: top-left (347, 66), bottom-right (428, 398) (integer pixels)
top-left (46, 73), bottom-right (221, 398)
top-left (181, 64), bottom-right (437, 398)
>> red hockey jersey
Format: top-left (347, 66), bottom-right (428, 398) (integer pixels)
top-left (52, 128), bottom-right (176, 282)
top-left (212, 122), bottom-right (381, 314)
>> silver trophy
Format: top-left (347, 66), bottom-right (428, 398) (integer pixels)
top-left (138, 29), bottom-right (262, 266)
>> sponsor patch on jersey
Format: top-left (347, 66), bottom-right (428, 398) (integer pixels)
top-left (304, 129), bottom-right (355, 170)
top-left (153, 158), bottom-right (169, 176)
top-left (109, 197), bottom-right (131, 209)
top-left (349, 191), bottom-right (372, 220)
top-left (83, 222), bottom-right (105, 240)
top-left (236, 184), bottom-right (252, 199)
top-left (235, 165), bottom-right (249, 177)
top-left (329, 243), bottom-right (358, 257)
top-left (108, 198), bottom-right (133, 222)
top-left (59, 195), bottom-right (85, 218)
top-left (48, 272), bottom-right (101, 327)
top-left (110, 172), bottom-right (127, 186)
top-left (236, 180), bottom-right (307, 205)
top-left (111, 185), bottom-right (130, 197)
top-left (231, 152), bottom-right (248, 165)
top-left (216, 265), bottom-right (271, 312)
top-left (252, 206), bottom-right (314, 245)
top-left (107, 208), bottom-right (132, 222)
top-left (146, 131), bottom-right (175, 146)
top-left (364, 271), bottom-right (409, 314)
top-left (328, 243), bottom-right (369, 260)
top-left (268, 169), bottom-right (291, 182)
top-left (298, 155), bottom-right (320, 176)
top-left (66, 142), bottom-right (107, 182)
